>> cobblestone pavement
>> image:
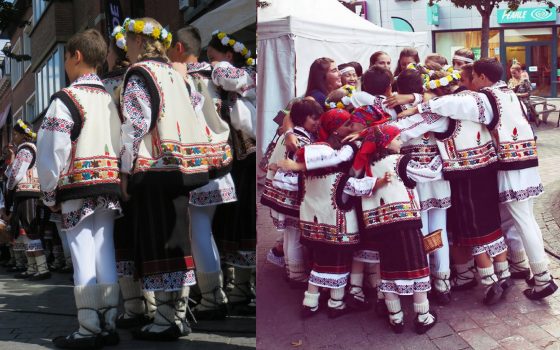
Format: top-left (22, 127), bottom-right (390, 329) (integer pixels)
top-left (0, 268), bottom-right (255, 349)
top-left (257, 122), bottom-right (560, 350)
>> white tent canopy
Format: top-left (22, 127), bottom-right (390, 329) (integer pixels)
top-left (191, 0), bottom-right (256, 46)
top-left (256, 0), bottom-right (430, 164)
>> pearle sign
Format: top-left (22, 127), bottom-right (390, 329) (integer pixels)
top-left (497, 7), bottom-right (556, 24)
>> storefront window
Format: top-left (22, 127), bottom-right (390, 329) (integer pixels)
top-left (435, 30), bottom-right (500, 63)
top-left (504, 27), bottom-right (552, 42)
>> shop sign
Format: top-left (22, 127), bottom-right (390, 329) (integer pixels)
top-left (105, 0), bottom-right (124, 40)
top-left (427, 4), bottom-right (439, 26)
top-left (497, 7), bottom-right (556, 24)
top-left (472, 47), bottom-right (481, 60)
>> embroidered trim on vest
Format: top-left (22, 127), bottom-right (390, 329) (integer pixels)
top-left (434, 118), bottom-right (457, 140)
top-left (260, 177), bottom-right (300, 217)
top-left (396, 154), bottom-right (416, 189)
top-left (14, 143), bottom-right (40, 198)
top-left (400, 142), bottom-right (438, 165)
top-left (480, 89), bottom-right (500, 131)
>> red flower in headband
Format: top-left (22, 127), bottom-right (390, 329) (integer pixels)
top-left (351, 105), bottom-right (391, 127)
top-left (318, 109), bottom-right (351, 142)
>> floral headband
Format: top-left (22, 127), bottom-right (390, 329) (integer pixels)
top-left (15, 119), bottom-right (36, 140)
top-left (406, 63), bottom-right (460, 90)
top-left (425, 71), bottom-right (461, 90)
top-left (325, 85), bottom-right (356, 110)
top-left (122, 18), bottom-right (173, 49)
top-left (211, 30), bottom-right (254, 66)
top-left (111, 25), bottom-right (127, 52)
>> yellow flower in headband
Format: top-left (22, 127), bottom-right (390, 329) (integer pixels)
top-left (217, 32), bottom-right (226, 40)
top-left (152, 27), bottom-right (161, 40)
top-left (133, 20), bottom-right (144, 33)
top-left (228, 39), bottom-right (235, 46)
top-left (246, 57), bottom-right (254, 66)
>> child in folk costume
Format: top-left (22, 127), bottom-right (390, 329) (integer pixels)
top-left (103, 25), bottom-right (158, 330)
top-left (261, 99), bottom-right (322, 286)
top-left (207, 30), bottom-right (257, 310)
top-left (396, 64), bottom-right (511, 305)
top-left (396, 68), bottom-right (453, 305)
top-left (5, 121), bottom-right (50, 280)
top-left (36, 29), bottom-right (122, 348)
top-left (350, 124), bottom-right (441, 334)
top-left (119, 17), bottom-right (211, 340)
top-left (167, 25), bottom-right (237, 320)
top-left (278, 109), bottom-right (364, 318)
top-left (338, 63), bottom-right (359, 87)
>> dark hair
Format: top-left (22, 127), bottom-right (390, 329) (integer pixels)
top-left (369, 51), bottom-right (389, 68)
top-left (394, 47), bottom-right (420, 77)
top-left (290, 99), bottom-right (323, 127)
top-left (305, 57), bottom-right (335, 96)
top-left (362, 67), bottom-right (393, 96)
top-left (461, 63), bottom-right (474, 80)
top-left (429, 71), bottom-right (459, 96)
top-left (453, 48), bottom-right (475, 61)
top-left (208, 34), bottom-right (246, 68)
top-left (347, 61), bottom-right (363, 77)
top-left (338, 63), bottom-right (353, 72)
top-left (396, 69), bottom-right (424, 94)
top-left (473, 57), bottom-right (503, 83)
top-left (176, 26), bottom-right (202, 57)
top-left (425, 53), bottom-right (448, 66)
top-left (66, 29), bottom-right (107, 69)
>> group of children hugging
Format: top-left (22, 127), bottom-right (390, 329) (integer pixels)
top-left (0, 16), bottom-right (255, 349)
top-left (261, 46), bottom-right (556, 335)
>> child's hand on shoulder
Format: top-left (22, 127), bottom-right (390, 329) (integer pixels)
top-left (342, 131), bottom-right (361, 143)
top-left (375, 172), bottom-right (394, 189)
top-left (277, 159), bottom-right (304, 172)
top-left (397, 107), bottom-right (417, 119)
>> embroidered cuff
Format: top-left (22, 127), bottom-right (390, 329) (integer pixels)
top-left (42, 190), bottom-right (57, 206)
top-left (417, 101), bottom-right (432, 114)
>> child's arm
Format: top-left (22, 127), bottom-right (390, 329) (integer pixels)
top-left (405, 155), bottom-right (444, 183)
top-left (277, 143), bottom-right (356, 172)
top-left (272, 170), bottom-right (299, 192)
top-left (5, 148), bottom-right (33, 191)
top-left (119, 74), bottom-right (153, 199)
top-left (393, 113), bottom-right (449, 142)
top-left (417, 92), bottom-right (494, 125)
top-left (343, 172), bottom-right (392, 197)
top-left (36, 99), bottom-right (74, 207)
top-left (211, 61), bottom-right (255, 98)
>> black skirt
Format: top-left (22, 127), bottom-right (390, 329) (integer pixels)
top-left (114, 201), bottom-right (134, 263)
top-left (447, 168), bottom-right (503, 247)
top-left (129, 184), bottom-right (194, 278)
top-left (10, 197), bottom-right (37, 240)
top-left (213, 153), bottom-right (256, 254)
top-left (377, 228), bottom-right (429, 280)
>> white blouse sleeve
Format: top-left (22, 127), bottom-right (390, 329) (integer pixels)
top-left (394, 113), bottom-right (449, 142)
top-left (211, 61), bottom-right (255, 98)
top-left (406, 156), bottom-right (444, 183)
top-left (343, 176), bottom-right (377, 197)
top-left (6, 148), bottom-right (33, 191)
top-left (417, 92), bottom-right (494, 125)
top-left (37, 98), bottom-right (74, 206)
top-left (120, 74), bottom-right (152, 174)
top-left (272, 170), bottom-right (299, 192)
top-left (304, 144), bottom-right (355, 171)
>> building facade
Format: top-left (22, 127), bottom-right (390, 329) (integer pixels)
top-left (359, 0), bottom-right (560, 97)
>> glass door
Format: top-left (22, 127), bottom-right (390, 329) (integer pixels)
top-left (505, 43), bottom-right (552, 97)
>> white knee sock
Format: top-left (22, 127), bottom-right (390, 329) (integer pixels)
top-left (384, 297), bottom-right (403, 324)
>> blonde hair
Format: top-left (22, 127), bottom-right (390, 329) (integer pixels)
top-left (129, 17), bottom-right (169, 63)
top-left (510, 63), bottom-right (522, 72)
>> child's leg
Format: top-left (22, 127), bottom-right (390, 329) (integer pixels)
top-left (302, 283), bottom-right (320, 314)
top-left (384, 292), bottom-right (403, 327)
top-left (328, 286), bottom-right (346, 316)
top-left (348, 259), bottom-right (367, 309)
top-left (429, 209), bottom-right (451, 301)
top-left (67, 216), bottom-right (97, 286)
top-left (500, 204), bottom-right (531, 279)
top-left (285, 227), bottom-right (306, 282)
top-left (475, 251), bottom-right (504, 305)
top-left (413, 291), bottom-right (437, 333)
top-left (450, 245), bottom-right (477, 290)
top-left (92, 210), bottom-right (117, 284)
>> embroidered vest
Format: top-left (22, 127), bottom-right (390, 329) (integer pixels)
top-left (298, 143), bottom-right (359, 246)
top-left (401, 132), bottom-right (439, 165)
top-left (101, 68), bottom-right (126, 106)
top-left (361, 154), bottom-right (421, 234)
top-left (480, 84), bottom-right (538, 170)
top-left (433, 118), bottom-right (498, 179)
top-left (185, 70), bottom-right (233, 179)
top-left (51, 83), bottom-right (121, 201)
top-left (14, 142), bottom-right (40, 198)
top-left (122, 59), bottom-right (210, 189)
top-left (260, 128), bottom-right (312, 218)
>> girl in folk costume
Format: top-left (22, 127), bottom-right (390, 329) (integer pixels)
top-left (350, 124), bottom-right (441, 334)
top-left (119, 17), bottom-right (211, 340)
top-left (36, 29), bottom-right (122, 349)
top-left (337, 63), bottom-right (359, 87)
top-left (103, 26), bottom-right (158, 330)
top-left (5, 121), bottom-right (50, 280)
top-left (398, 60), bottom-right (513, 305)
top-left (278, 109), bottom-right (363, 318)
top-left (207, 30), bottom-right (257, 310)
top-left (396, 68), bottom-right (453, 305)
top-left (168, 26), bottom-right (237, 320)
top-left (261, 99), bottom-right (322, 286)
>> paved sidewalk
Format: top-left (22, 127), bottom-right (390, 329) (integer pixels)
top-left (257, 122), bottom-right (560, 350)
top-left (0, 270), bottom-right (255, 349)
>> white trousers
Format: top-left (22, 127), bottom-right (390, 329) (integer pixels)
top-left (56, 222), bottom-right (72, 259)
top-left (500, 199), bottom-right (547, 264)
top-left (420, 208), bottom-right (450, 273)
top-left (66, 210), bottom-right (117, 286)
top-left (284, 226), bottom-right (304, 266)
top-left (189, 205), bottom-right (221, 273)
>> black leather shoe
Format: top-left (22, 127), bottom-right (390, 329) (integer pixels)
top-left (52, 333), bottom-right (102, 349)
top-left (28, 272), bottom-right (52, 281)
top-left (524, 280), bottom-right (558, 300)
top-left (346, 286), bottom-right (371, 311)
top-left (301, 304), bottom-right (319, 319)
top-left (131, 324), bottom-right (182, 341)
top-left (14, 271), bottom-right (34, 279)
top-left (511, 269), bottom-right (531, 280)
top-left (327, 305), bottom-right (349, 319)
top-left (414, 310), bottom-right (438, 335)
top-left (115, 314), bottom-right (152, 329)
top-left (430, 290), bottom-right (451, 305)
top-left (450, 278), bottom-right (477, 292)
top-left (483, 283), bottom-right (504, 305)
top-left (499, 277), bottom-right (514, 299)
top-left (192, 304), bottom-right (228, 320)
top-left (100, 330), bottom-right (120, 346)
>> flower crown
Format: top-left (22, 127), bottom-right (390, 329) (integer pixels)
top-left (211, 30), bottom-right (254, 66)
top-left (424, 71), bottom-right (461, 90)
top-left (111, 25), bottom-right (127, 52)
top-left (325, 85), bottom-right (356, 109)
top-left (16, 119), bottom-right (36, 140)
top-left (406, 63), bottom-right (461, 91)
top-left (122, 18), bottom-right (172, 49)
